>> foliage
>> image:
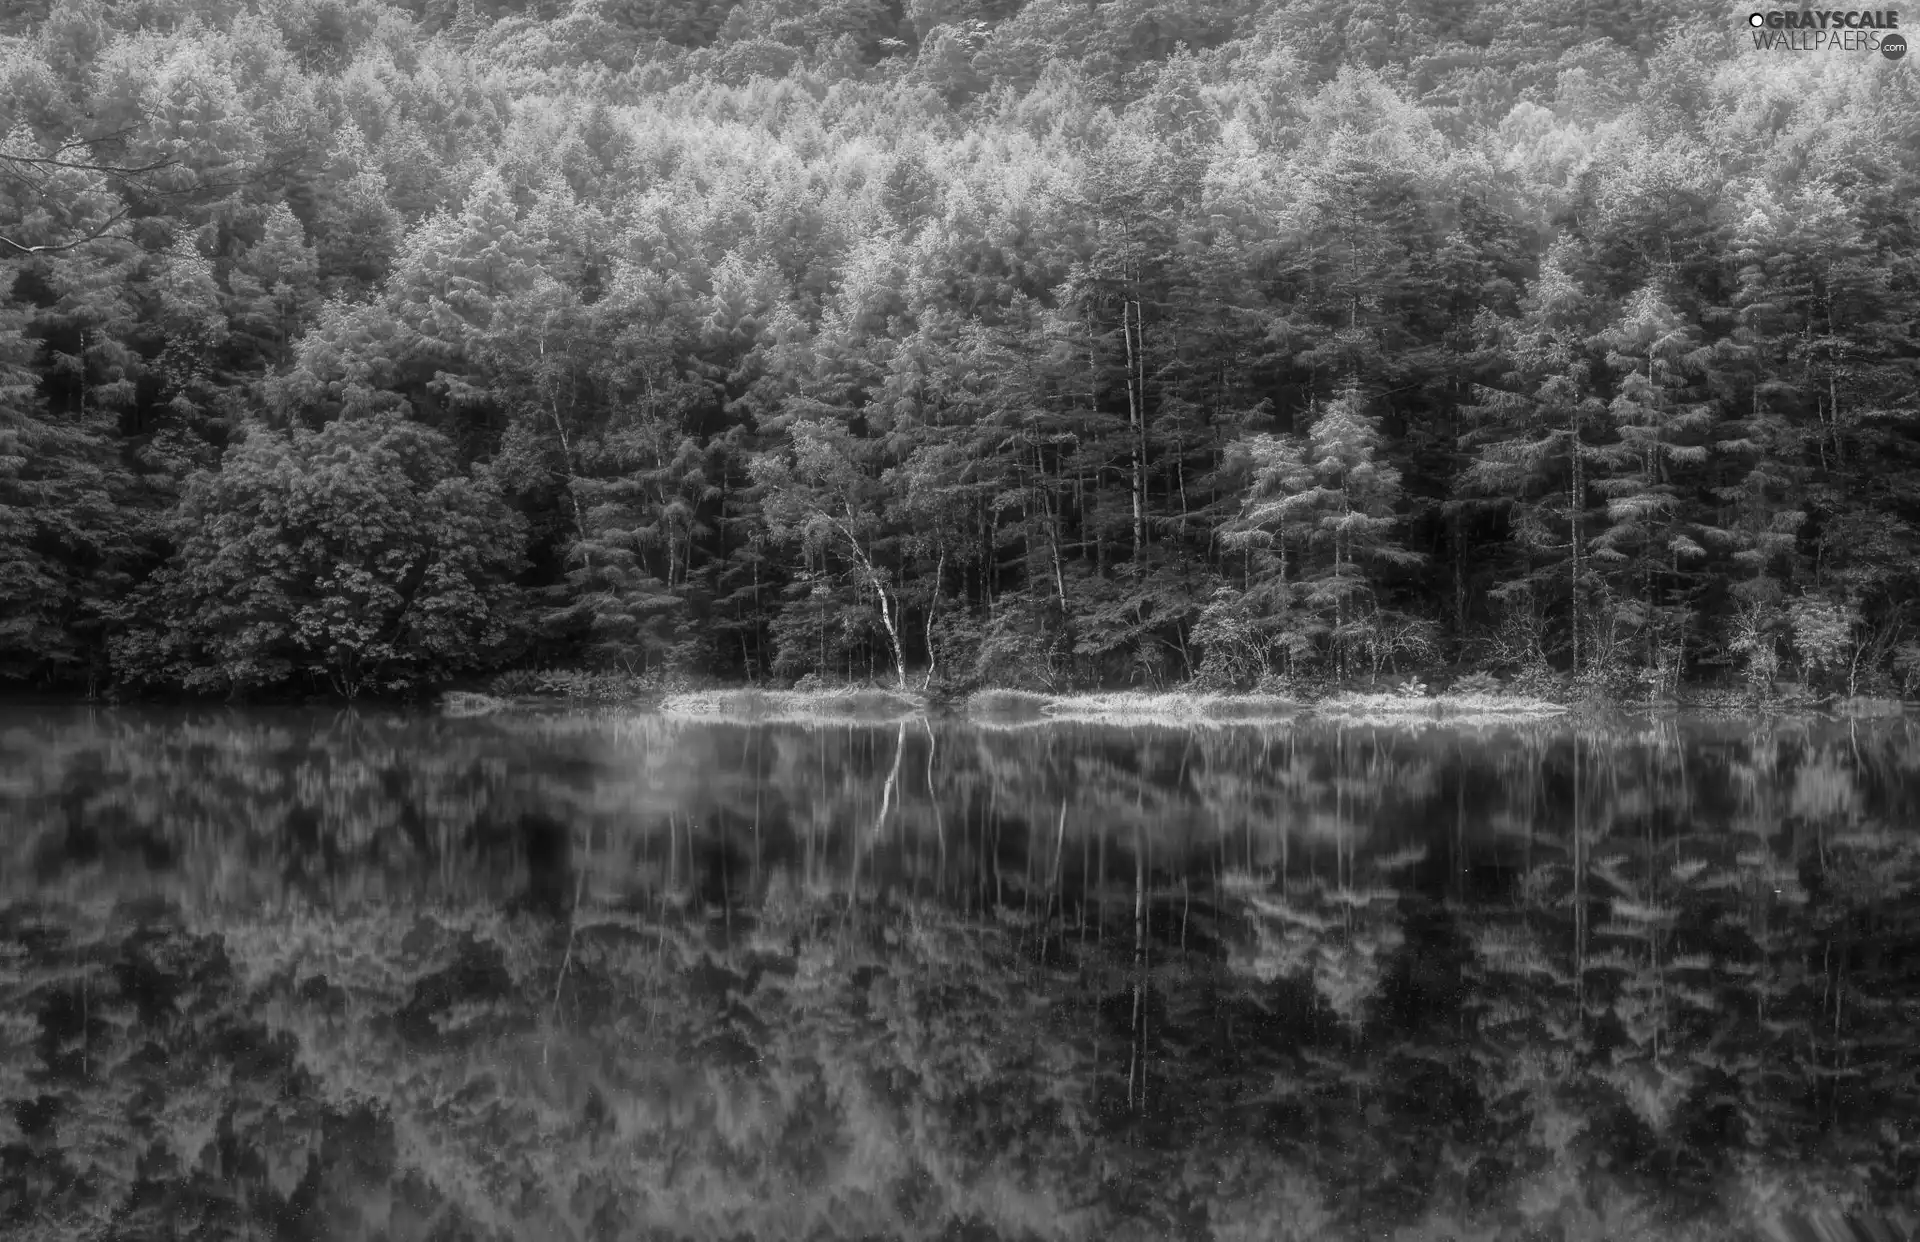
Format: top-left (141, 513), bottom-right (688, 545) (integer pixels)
top-left (111, 414), bottom-right (525, 697)
top-left (0, 0), bottom-right (1918, 699)
top-left (1786, 594), bottom-right (1859, 689)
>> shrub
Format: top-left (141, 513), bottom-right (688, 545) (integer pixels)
top-left (1727, 601), bottom-right (1785, 689)
top-left (1787, 594), bottom-right (1860, 688)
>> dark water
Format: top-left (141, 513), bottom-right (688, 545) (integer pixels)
top-left (3, 706), bottom-right (1920, 1242)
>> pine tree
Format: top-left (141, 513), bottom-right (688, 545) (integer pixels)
top-left (1772, 179), bottom-right (1920, 622)
top-left (1591, 281), bottom-right (1721, 687)
top-left (224, 201), bottom-right (319, 373)
top-left (1229, 381), bottom-right (1418, 678)
top-left (312, 164), bottom-right (404, 302)
top-left (1713, 195), bottom-right (1812, 683)
top-left (0, 156), bottom-right (145, 689)
top-left (1278, 154), bottom-right (1433, 389)
top-left (1458, 240), bottom-right (1608, 676)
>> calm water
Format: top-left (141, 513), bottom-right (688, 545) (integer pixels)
top-left (3, 705), bottom-right (1919, 1242)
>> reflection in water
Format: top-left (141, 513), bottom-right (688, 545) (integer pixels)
top-left (3, 706), bottom-right (1920, 1241)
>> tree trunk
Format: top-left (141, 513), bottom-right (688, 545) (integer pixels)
top-left (1123, 296), bottom-right (1148, 563)
top-left (1335, 524), bottom-right (1347, 681)
top-left (832, 512), bottom-right (910, 690)
top-left (923, 550), bottom-right (944, 690)
top-left (1044, 448), bottom-right (1069, 609)
top-left (1570, 410), bottom-right (1585, 678)
top-left (875, 581), bottom-right (908, 691)
top-left (1129, 823), bottom-right (1145, 1111)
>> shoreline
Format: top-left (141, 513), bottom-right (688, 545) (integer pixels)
top-left (10, 683), bottom-right (1908, 726)
top-left (435, 685), bottom-right (1916, 727)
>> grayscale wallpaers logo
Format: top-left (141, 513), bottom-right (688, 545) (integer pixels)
top-left (1747, 10), bottom-right (1907, 56)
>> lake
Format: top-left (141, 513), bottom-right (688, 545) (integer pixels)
top-left (3, 705), bottom-right (1919, 1242)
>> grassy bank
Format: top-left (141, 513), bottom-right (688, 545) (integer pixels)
top-left (964, 689), bottom-right (1304, 728)
top-left (963, 688), bottom-right (1578, 728)
top-left (449, 683), bottom-right (1560, 727)
top-left (1313, 690), bottom-right (1570, 725)
top-left (445, 675), bottom-right (1912, 725)
top-left (655, 686), bottom-right (929, 723)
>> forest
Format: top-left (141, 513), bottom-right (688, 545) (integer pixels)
top-left (2, 0), bottom-right (1918, 700)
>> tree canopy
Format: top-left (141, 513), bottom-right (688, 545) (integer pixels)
top-left (1, 0), bottom-right (1917, 698)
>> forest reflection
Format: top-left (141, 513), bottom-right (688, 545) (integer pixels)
top-left (3, 706), bottom-right (1919, 1242)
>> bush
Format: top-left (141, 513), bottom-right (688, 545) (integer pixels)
top-left (1727, 601), bottom-right (1785, 689)
top-left (1361, 610), bottom-right (1441, 679)
top-left (1787, 594), bottom-right (1860, 689)
top-left (1192, 587), bottom-right (1274, 689)
top-left (488, 668), bottom-right (543, 696)
top-left (529, 669), bottom-right (650, 701)
top-left (1893, 641), bottom-right (1920, 697)
top-left (972, 601), bottom-right (1061, 690)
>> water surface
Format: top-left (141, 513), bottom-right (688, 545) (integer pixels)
top-left (4, 706), bottom-right (1919, 1241)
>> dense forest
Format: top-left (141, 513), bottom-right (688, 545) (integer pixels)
top-left (2, 0), bottom-right (1918, 700)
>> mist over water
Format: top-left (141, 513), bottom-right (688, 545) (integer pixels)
top-left (4, 706), bottom-right (1919, 1241)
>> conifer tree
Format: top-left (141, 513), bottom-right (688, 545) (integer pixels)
top-left (0, 0), bottom-right (1915, 695)
top-left (1714, 195), bottom-right (1812, 681)
top-left (1459, 240), bottom-right (1608, 675)
top-left (1229, 381), bottom-right (1418, 678)
top-left (1591, 281), bottom-right (1720, 684)
top-left (224, 201), bottom-right (319, 372)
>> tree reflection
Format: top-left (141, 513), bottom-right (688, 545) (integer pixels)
top-left (3, 706), bottom-right (1919, 1240)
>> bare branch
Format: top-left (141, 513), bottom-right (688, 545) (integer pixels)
top-left (53, 124), bottom-right (146, 152)
top-left (0, 153), bottom-right (177, 178)
top-left (0, 207), bottom-right (133, 258)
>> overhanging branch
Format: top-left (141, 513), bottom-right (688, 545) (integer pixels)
top-left (0, 207), bottom-right (133, 257)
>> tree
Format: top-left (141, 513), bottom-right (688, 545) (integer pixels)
top-left (112, 413), bottom-right (525, 698)
top-left (0, 124), bottom-right (175, 258)
top-left (223, 201), bottom-right (319, 372)
top-left (1713, 195), bottom-right (1813, 684)
top-left (1226, 382), bottom-right (1420, 678)
top-left (752, 418), bottom-right (912, 688)
top-left (1590, 281), bottom-right (1720, 685)
top-left (0, 157), bottom-right (146, 690)
top-left (1459, 240), bottom-right (1609, 676)
top-left (0, 293), bottom-right (142, 689)
top-left (0, 0), bottom-right (1917, 697)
